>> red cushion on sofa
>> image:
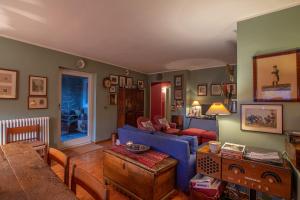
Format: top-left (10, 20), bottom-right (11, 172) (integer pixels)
top-left (165, 128), bottom-right (180, 135)
top-left (200, 131), bottom-right (217, 140)
top-left (181, 128), bottom-right (207, 136)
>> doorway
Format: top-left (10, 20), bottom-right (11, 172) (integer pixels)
top-left (150, 82), bottom-right (171, 121)
top-left (58, 69), bottom-right (95, 148)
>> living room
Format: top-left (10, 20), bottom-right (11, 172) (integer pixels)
top-left (0, 1), bottom-right (300, 200)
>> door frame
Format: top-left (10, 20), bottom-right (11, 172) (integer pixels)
top-left (57, 69), bottom-right (95, 149)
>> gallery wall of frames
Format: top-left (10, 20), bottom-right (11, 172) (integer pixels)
top-left (0, 68), bottom-right (48, 109)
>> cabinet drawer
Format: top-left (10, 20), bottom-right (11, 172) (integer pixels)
top-left (103, 152), bottom-right (154, 199)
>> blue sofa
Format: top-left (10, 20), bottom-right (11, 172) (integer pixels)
top-left (118, 125), bottom-right (198, 192)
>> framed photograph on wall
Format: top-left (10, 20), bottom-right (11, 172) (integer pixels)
top-left (126, 77), bottom-right (133, 88)
top-left (174, 75), bottom-right (183, 88)
top-left (210, 84), bottom-right (222, 96)
top-left (29, 75), bottom-right (47, 96)
top-left (109, 85), bottom-right (116, 93)
top-left (174, 89), bottom-right (183, 100)
top-left (109, 93), bottom-right (117, 105)
top-left (137, 80), bottom-right (144, 89)
top-left (119, 76), bottom-right (126, 88)
top-left (240, 104), bottom-right (283, 134)
top-left (0, 68), bottom-right (18, 99)
top-left (197, 84), bottom-right (207, 96)
top-left (28, 96), bottom-right (48, 109)
top-left (110, 75), bottom-right (118, 85)
top-left (253, 49), bottom-right (300, 102)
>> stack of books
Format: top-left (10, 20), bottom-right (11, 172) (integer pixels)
top-left (286, 131), bottom-right (300, 144)
top-left (190, 174), bottom-right (223, 199)
top-left (221, 142), bottom-right (245, 159)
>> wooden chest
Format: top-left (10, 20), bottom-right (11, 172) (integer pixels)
top-left (103, 149), bottom-right (177, 200)
top-left (222, 157), bottom-right (292, 200)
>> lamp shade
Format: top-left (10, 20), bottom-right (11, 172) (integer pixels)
top-left (206, 102), bottom-right (230, 115)
top-left (192, 100), bottom-right (200, 106)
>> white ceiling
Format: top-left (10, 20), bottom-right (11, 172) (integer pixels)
top-left (0, 0), bottom-right (299, 74)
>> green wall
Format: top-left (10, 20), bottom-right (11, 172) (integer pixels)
top-left (189, 66), bottom-right (237, 105)
top-left (218, 5), bottom-right (300, 198)
top-left (219, 5), bottom-right (300, 151)
top-left (0, 37), bottom-right (148, 146)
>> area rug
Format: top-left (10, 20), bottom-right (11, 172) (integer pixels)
top-left (64, 143), bottom-right (103, 157)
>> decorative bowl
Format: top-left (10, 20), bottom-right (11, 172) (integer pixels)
top-left (126, 143), bottom-right (150, 154)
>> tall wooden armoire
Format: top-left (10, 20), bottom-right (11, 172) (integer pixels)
top-left (117, 88), bottom-right (144, 128)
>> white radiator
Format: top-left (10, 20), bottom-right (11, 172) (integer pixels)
top-left (0, 117), bottom-right (50, 145)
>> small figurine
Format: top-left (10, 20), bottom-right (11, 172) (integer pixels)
top-left (271, 65), bottom-right (280, 87)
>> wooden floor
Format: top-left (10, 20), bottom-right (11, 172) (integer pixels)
top-left (52, 140), bottom-right (189, 200)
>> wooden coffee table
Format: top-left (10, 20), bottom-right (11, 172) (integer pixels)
top-left (103, 149), bottom-right (177, 200)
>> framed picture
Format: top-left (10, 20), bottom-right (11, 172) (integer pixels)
top-left (253, 49), bottom-right (300, 102)
top-left (119, 76), bottom-right (126, 88)
top-left (174, 75), bottom-right (183, 88)
top-left (126, 77), bottom-right (133, 88)
top-left (211, 84), bottom-right (222, 96)
top-left (29, 76), bottom-right (47, 96)
top-left (28, 96), bottom-right (48, 109)
top-left (174, 89), bottom-right (183, 100)
top-left (240, 104), bottom-right (283, 134)
top-left (110, 75), bottom-right (118, 85)
top-left (109, 93), bottom-right (117, 105)
top-left (226, 83), bottom-right (237, 95)
top-left (137, 80), bottom-right (144, 89)
top-left (197, 84), bottom-right (207, 96)
top-left (0, 68), bottom-right (18, 99)
top-left (109, 85), bottom-right (116, 93)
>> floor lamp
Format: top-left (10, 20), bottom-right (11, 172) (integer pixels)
top-left (206, 102), bottom-right (230, 140)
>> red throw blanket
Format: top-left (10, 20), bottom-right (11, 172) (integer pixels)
top-left (111, 145), bottom-right (169, 168)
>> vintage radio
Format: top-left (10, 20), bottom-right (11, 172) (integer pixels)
top-left (222, 157), bottom-right (291, 200)
top-left (197, 145), bottom-right (221, 179)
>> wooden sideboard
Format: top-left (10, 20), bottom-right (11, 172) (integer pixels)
top-left (103, 149), bottom-right (177, 200)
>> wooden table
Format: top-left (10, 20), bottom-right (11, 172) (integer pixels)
top-left (0, 143), bottom-right (77, 200)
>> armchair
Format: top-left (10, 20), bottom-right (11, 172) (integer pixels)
top-left (153, 115), bottom-right (180, 135)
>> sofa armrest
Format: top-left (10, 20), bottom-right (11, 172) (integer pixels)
top-left (170, 122), bottom-right (177, 129)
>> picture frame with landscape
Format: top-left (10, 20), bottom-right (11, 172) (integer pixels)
top-left (210, 84), bottom-right (222, 96)
top-left (0, 68), bottom-right (18, 99)
top-left (197, 84), bottom-right (207, 96)
top-left (253, 49), bottom-right (300, 102)
top-left (29, 75), bottom-right (47, 96)
top-left (240, 104), bottom-right (283, 134)
top-left (28, 96), bottom-right (48, 109)
top-left (174, 89), bottom-right (183, 100)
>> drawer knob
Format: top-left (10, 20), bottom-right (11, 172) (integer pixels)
top-left (122, 163), bottom-right (126, 170)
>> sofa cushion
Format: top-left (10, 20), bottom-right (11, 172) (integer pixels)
top-left (123, 124), bottom-right (153, 134)
top-left (141, 121), bottom-right (156, 131)
top-left (181, 128), bottom-right (207, 136)
top-left (200, 130), bottom-right (217, 140)
top-left (158, 118), bottom-right (170, 130)
top-left (165, 128), bottom-right (180, 135)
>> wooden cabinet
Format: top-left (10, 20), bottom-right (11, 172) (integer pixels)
top-left (103, 149), bottom-right (177, 200)
top-left (117, 88), bottom-right (144, 128)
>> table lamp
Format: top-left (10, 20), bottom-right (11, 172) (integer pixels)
top-left (206, 102), bottom-right (230, 140)
top-left (191, 100), bottom-right (201, 117)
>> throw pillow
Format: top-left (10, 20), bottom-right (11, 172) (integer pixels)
top-left (158, 118), bottom-right (170, 130)
top-left (141, 121), bottom-right (156, 131)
